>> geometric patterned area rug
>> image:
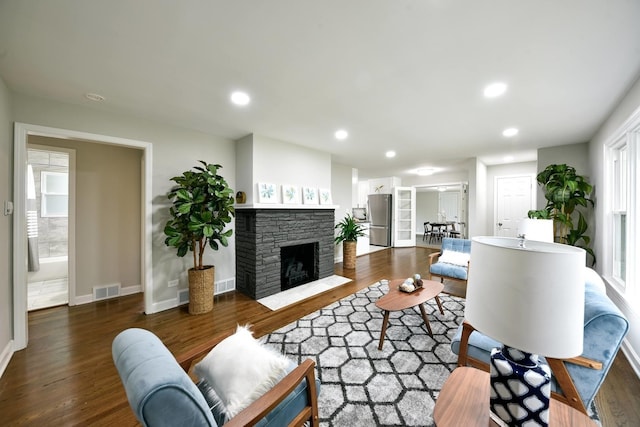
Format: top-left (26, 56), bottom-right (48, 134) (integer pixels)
top-left (264, 280), bottom-right (466, 426)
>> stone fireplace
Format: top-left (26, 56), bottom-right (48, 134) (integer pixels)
top-left (235, 208), bottom-right (335, 299)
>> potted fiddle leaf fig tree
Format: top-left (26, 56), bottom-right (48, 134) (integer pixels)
top-left (528, 163), bottom-right (595, 265)
top-left (335, 213), bottom-right (365, 269)
top-left (164, 161), bottom-right (235, 314)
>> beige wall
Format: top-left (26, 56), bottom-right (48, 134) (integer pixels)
top-left (0, 77), bottom-right (13, 362)
top-left (29, 135), bottom-right (142, 297)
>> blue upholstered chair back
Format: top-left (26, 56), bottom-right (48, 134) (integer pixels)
top-left (441, 237), bottom-right (471, 253)
top-left (113, 328), bottom-right (320, 427)
top-left (112, 328), bottom-right (217, 427)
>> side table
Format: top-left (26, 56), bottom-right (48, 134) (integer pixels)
top-left (433, 367), bottom-right (597, 426)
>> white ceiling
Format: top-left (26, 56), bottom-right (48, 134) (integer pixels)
top-left (1, 1), bottom-right (639, 179)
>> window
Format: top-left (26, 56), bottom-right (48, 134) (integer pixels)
top-left (41, 171), bottom-right (68, 217)
top-left (611, 143), bottom-right (627, 284)
top-left (605, 113), bottom-right (639, 299)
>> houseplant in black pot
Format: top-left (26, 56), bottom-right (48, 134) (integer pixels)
top-left (334, 213), bottom-right (365, 269)
top-left (164, 161), bottom-right (235, 314)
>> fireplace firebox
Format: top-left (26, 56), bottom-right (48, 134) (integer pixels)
top-left (281, 243), bottom-right (318, 291)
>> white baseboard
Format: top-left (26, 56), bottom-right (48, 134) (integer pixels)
top-left (0, 340), bottom-right (14, 379)
top-left (121, 285), bottom-right (142, 296)
top-left (621, 339), bottom-right (640, 379)
top-left (150, 297), bottom-right (179, 314)
top-left (74, 284), bottom-right (142, 305)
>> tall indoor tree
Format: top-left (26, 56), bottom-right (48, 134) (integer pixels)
top-left (528, 163), bottom-right (595, 265)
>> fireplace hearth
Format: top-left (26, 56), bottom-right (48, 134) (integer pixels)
top-left (235, 208), bottom-right (335, 299)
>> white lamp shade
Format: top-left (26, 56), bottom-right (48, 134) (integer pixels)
top-left (465, 236), bottom-right (585, 358)
top-left (518, 218), bottom-right (554, 243)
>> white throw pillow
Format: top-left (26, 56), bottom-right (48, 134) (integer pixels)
top-left (194, 325), bottom-right (291, 420)
top-left (438, 250), bottom-right (470, 267)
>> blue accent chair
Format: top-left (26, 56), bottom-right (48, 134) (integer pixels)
top-left (451, 267), bottom-right (629, 415)
top-left (427, 238), bottom-right (472, 284)
top-left (112, 328), bottom-right (320, 427)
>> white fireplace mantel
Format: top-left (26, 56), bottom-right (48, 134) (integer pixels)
top-left (235, 203), bottom-right (340, 210)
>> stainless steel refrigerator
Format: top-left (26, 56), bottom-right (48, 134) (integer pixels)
top-left (368, 194), bottom-right (392, 246)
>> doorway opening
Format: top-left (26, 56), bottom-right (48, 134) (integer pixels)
top-left (26, 146), bottom-right (74, 310)
top-left (414, 183), bottom-right (468, 247)
top-left (13, 122), bottom-right (153, 351)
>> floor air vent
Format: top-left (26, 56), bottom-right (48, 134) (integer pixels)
top-left (178, 289), bottom-right (189, 305)
top-left (93, 284), bottom-right (120, 301)
top-left (215, 278), bottom-right (235, 294)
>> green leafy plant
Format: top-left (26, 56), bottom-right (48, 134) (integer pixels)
top-left (164, 161), bottom-right (235, 270)
top-left (528, 163), bottom-right (595, 265)
top-left (334, 214), bottom-right (365, 244)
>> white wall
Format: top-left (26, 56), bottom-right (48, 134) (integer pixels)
top-left (468, 159), bottom-right (488, 237)
top-left (11, 92), bottom-right (237, 310)
top-left (589, 74), bottom-right (640, 376)
top-left (416, 191), bottom-right (439, 234)
top-left (236, 134), bottom-right (332, 205)
top-left (331, 162), bottom-right (354, 260)
top-left (0, 77), bottom-right (13, 375)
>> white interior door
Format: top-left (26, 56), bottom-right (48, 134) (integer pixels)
top-left (494, 175), bottom-right (535, 237)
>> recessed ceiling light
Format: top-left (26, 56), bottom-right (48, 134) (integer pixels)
top-left (230, 91), bottom-right (250, 106)
top-left (85, 93), bottom-right (105, 102)
top-left (335, 129), bottom-right (348, 140)
top-left (385, 150), bottom-right (396, 158)
top-left (483, 82), bottom-right (507, 98)
top-left (502, 127), bottom-right (519, 137)
top-left (416, 168), bottom-right (435, 176)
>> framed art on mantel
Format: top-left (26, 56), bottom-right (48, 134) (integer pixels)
top-left (258, 182), bottom-right (277, 203)
top-left (282, 185), bottom-right (299, 204)
top-left (303, 187), bottom-right (318, 204)
top-left (319, 188), bottom-right (332, 205)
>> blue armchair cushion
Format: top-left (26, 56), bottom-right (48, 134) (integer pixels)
top-left (430, 238), bottom-right (471, 281)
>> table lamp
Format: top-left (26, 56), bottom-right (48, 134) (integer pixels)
top-left (465, 236), bottom-right (585, 427)
top-left (518, 218), bottom-right (554, 243)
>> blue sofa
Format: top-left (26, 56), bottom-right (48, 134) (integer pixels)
top-left (451, 267), bottom-right (629, 415)
top-left (427, 237), bottom-right (471, 284)
top-left (112, 328), bottom-right (320, 427)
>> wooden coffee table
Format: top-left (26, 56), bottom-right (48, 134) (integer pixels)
top-left (375, 279), bottom-right (445, 350)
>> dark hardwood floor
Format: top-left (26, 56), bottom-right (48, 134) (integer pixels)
top-left (0, 247), bottom-right (637, 426)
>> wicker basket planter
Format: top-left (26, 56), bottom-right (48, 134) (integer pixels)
top-left (343, 240), bottom-right (357, 269)
top-left (188, 266), bottom-right (214, 314)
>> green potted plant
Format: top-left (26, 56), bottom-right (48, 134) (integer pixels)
top-left (528, 163), bottom-right (595, 265)
top-left (334, 214), bottom-right (365, 269)
top-left (164, 161), bottom-right (235, 314)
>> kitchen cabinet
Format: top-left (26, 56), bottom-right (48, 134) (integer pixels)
top-left (356, 222), bottom-right (370, 255)
top-left (392, 186), bottom-right (416, 247)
